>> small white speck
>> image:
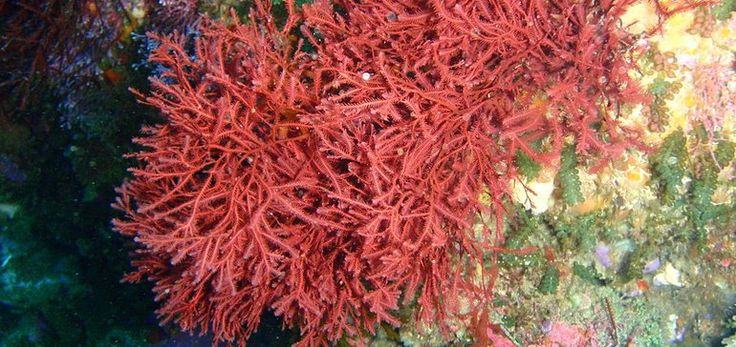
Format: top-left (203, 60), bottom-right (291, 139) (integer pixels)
top-left (361, 72), bottom-right (371, 81)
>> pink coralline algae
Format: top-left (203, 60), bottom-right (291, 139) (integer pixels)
top-left (538, 323), bottom-right (597, 347)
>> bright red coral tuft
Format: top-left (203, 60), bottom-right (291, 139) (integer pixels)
top-left (114, 0), bottom-right (709, 345)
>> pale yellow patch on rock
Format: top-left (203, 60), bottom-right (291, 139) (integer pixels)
top-left (621, 1), bottom-right (659, 35)
top-left (653, 263), bottom-right (685, 287)
top-left (510, 168), bottom-right (557, 215)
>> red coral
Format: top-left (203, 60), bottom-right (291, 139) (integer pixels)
top-left (114, 0), bottom-right (707, 345)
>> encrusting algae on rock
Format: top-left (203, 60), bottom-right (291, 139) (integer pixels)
top-left (456, 4), bottom-right (736, 346)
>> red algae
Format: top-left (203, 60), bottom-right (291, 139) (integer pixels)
top-left (113, 0), bottom-right (709, 345)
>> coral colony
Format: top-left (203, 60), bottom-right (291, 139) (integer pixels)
top-left (113, 0), bottom-right (710, 345)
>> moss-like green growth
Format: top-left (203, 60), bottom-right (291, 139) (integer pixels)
top-left (715, 140), bottom-right (735, 169)
top-left (650, 129), bottom-right (687, 203)
top-left (558, 145), bottom-right (583, 206)
top-left (645, 77), bottom-right (683, 131)
top-left (549, 211), bottom-right (603, 253)
top-left (618, 246), bottom-right (646, 284)
top-left (515, 150), bottom-right (542, 180)
top-left (572, 262), bottom-right (606, 286)
top-left (682, 133), bottom-right (736, 248)
top-left (713, 0), bottom-right (736, 20)
top-left (648, 77), bottom-right (678, 98)
top-left (643, 129), bottom-right (736, 250)
top-left (499, 208), bottom-right (543, 268)
top-left (500, 315), bottom-right (517, 330)
top-left (538, 266), bottom-right (560, 294)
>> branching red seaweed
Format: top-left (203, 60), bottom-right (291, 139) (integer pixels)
top-left (114, 0), bottom-right (709, 345)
